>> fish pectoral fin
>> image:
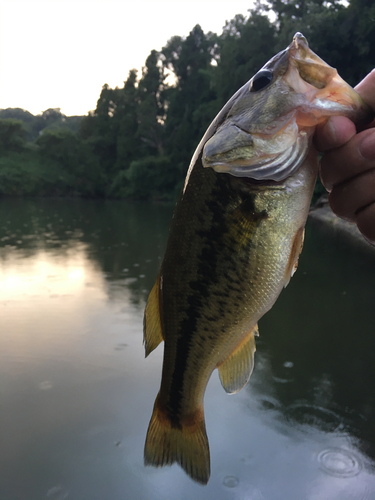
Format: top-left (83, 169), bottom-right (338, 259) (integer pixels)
top-left (284, 226), bottom-right (305, 287)
top-left (143, 272), bottom-right (164, 357)
top-left (217, 324), bottom-right (258, 394)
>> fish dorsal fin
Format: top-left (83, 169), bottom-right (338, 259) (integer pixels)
top-left (143, 273), bottom-right (164, 357)
top-left (217, 324), bottom-right (258, 394)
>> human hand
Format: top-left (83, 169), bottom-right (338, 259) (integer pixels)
top-left (315, 69), bottom-right (375, 244)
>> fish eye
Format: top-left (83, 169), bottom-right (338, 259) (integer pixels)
top-left (250, 69), bottom-right (273, 92)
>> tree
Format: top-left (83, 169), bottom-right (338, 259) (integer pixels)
top-left (136, 50), bottom-right (166, 157)
top-left (114, 69), bottom-right (140, 172)
top-left (0, 108), bottom-right (34, 124)
top-left (217, 12), bottom-right (277, 103)
top-left (162, 25), bottom-right (218, 175)
top-left (263, 0), bottom-right (375, 85)
top-left (1, 0), bottom-right (374, 200)
top-left (0, 119), bottom-right (27, 154)
top-left (36, 129), bottom-right (104, 196)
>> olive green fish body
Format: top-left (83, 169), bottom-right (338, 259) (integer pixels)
top-left (143, 33), bottom-right (374, 485)
top-left (160, 147), bottom-right (317, 412)
top-left (144, 149), bottom-right (317, 484)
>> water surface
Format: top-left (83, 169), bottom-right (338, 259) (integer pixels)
top-left (1, 198), bottom-right (375, 500)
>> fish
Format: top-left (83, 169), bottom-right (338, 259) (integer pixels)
top-left (143, 33), bottom-right (374, 485)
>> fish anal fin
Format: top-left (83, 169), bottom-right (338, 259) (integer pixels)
top-left (217, 324), bottom-right (258, 394)
top-left (143, 273), bottom-right (164, 357)
top-left (144, 395), bottom-right (210, 485)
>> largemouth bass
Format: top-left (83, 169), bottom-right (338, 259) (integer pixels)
top-left (143, 33), bottom-right (373, 484)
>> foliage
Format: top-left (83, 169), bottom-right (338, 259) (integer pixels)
top-left (36, 129), bottom-right (104, 196)
top-left (0, 0), bottom-right (373, 199)
top-left (0, 107), bottom-right (83, 141)
top-left (216, 13), bottom-right (277, 103)
top-left (109, 156), bottom-right (179, 200)
top-left (0, 119), bottom-right (28, 156)
top-left (0, 152), bottom-right (46, 196)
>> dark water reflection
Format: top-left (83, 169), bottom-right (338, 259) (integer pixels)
top-left (1, 198), bottom-right (375, 500)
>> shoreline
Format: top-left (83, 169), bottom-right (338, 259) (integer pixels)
top-left (308, 199), bottom-right (375, 254)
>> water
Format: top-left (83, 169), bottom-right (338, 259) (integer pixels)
top-left (1, 198), bottom-right (375, 500)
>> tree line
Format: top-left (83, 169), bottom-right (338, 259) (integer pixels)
top-left (0, 0), bottom-right (374, 199)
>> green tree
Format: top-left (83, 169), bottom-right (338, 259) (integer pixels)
top-left (0, 119), bottom-right (27, 154)
top-left (137, 50), bottom-right (166, 157)
top-left (258, 0), bottom-right (374, 84)
top-left (1, 0), bottom-right (374, 201)
top-left (0, 109), bottom-right (35, 141)
top-left (36, 129), bottom-right (104, 196)
top-left (112, 60), bottom-right (176, 199)
top-left (89, 84), bottom-right (119, 176)
top-left (162, 25), bottom-right (218, 176)
top-left (114, 69), bottom-right (140, 171)
top-left (217, 12), bottom-right (277, 103)
top-left (0, 107), bottom-right (83, 141)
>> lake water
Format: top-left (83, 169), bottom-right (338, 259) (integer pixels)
top-left (1, 197), bottom-right (375, 500)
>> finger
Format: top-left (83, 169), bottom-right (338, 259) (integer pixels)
top-left (328, 168), bottom-right (375, 221)
top-left (320, 128), bottom-right (375, 190)
top-left (355, 69), bottom-right (375, 115)
top-left (356, 202), bottom-right (375, 244)
top-left (315, 70), bottom-right (375, 153)
top-left (315, 116), bottom-right (356, 152)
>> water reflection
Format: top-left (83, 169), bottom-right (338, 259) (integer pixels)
top-left (0, 197), bottom-right (171, 294)
top-left (1, 198), bottom-right (375, 500)
top-left (251, 221), bottom-right (375, 465)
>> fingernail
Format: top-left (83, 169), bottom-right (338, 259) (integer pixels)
top-left (359, 131), bottom-right (375, 160)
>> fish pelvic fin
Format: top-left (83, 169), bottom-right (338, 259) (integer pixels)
top-left (143, 272), bottom-right (164, 357)
top-left (217, 324), bottom-right (258, 394)
top-left (144, 394), bottom-right (210, 485)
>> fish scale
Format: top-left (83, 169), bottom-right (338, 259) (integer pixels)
top-left (143, 33), bottom-right (374, 484)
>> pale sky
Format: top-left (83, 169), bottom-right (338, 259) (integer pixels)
top-left (0, 0), bottom-right (255, 116)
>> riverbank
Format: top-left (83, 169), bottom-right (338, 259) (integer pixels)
top-left (308, 196), bottom-right (375, 253)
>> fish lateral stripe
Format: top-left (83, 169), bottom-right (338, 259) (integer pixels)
top-left (166, 181), bottom-right (234, 421)
top-left (144, 394), bottom-right (210, 485)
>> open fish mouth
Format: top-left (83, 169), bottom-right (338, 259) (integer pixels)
top-left (202, 32), bottom-right (374, 183)
top-left (286, 33), bottom-right (369, 121)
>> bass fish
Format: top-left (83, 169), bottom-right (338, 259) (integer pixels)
top-left (143, 33), bottom-right (373, 484)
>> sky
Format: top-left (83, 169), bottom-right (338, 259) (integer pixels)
top-left (0, 0), bottom-right (255, 116)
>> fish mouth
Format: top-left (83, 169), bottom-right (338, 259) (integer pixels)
top-left (202, 32), bottom-right (374, 183)
top-left (203, 117), bottom-right (311, 182)
top-left (287, 32), bottom-right (374, 125)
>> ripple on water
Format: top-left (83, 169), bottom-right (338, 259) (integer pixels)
top-left (46, 485), bottom-right (69, 499)
top-left (272, 376), bottom-right (294, 384)
top-left (285, 403), bottom-right (343, 433)
top-left (257, 395), bottom-right (281, 411)
top-left (318, 448), bottom-right (362, 478)
top-left (114, 343), bottom-right (128, 351)
top-left (38, 381), bottom-right (53, 390)
top-left (283, 361), bottom-right (294, 368)
top-left (223, 475), bottom-right (239, 488)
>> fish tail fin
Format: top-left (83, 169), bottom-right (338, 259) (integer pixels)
top-left (144, 394), bottom-right (210, 485)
